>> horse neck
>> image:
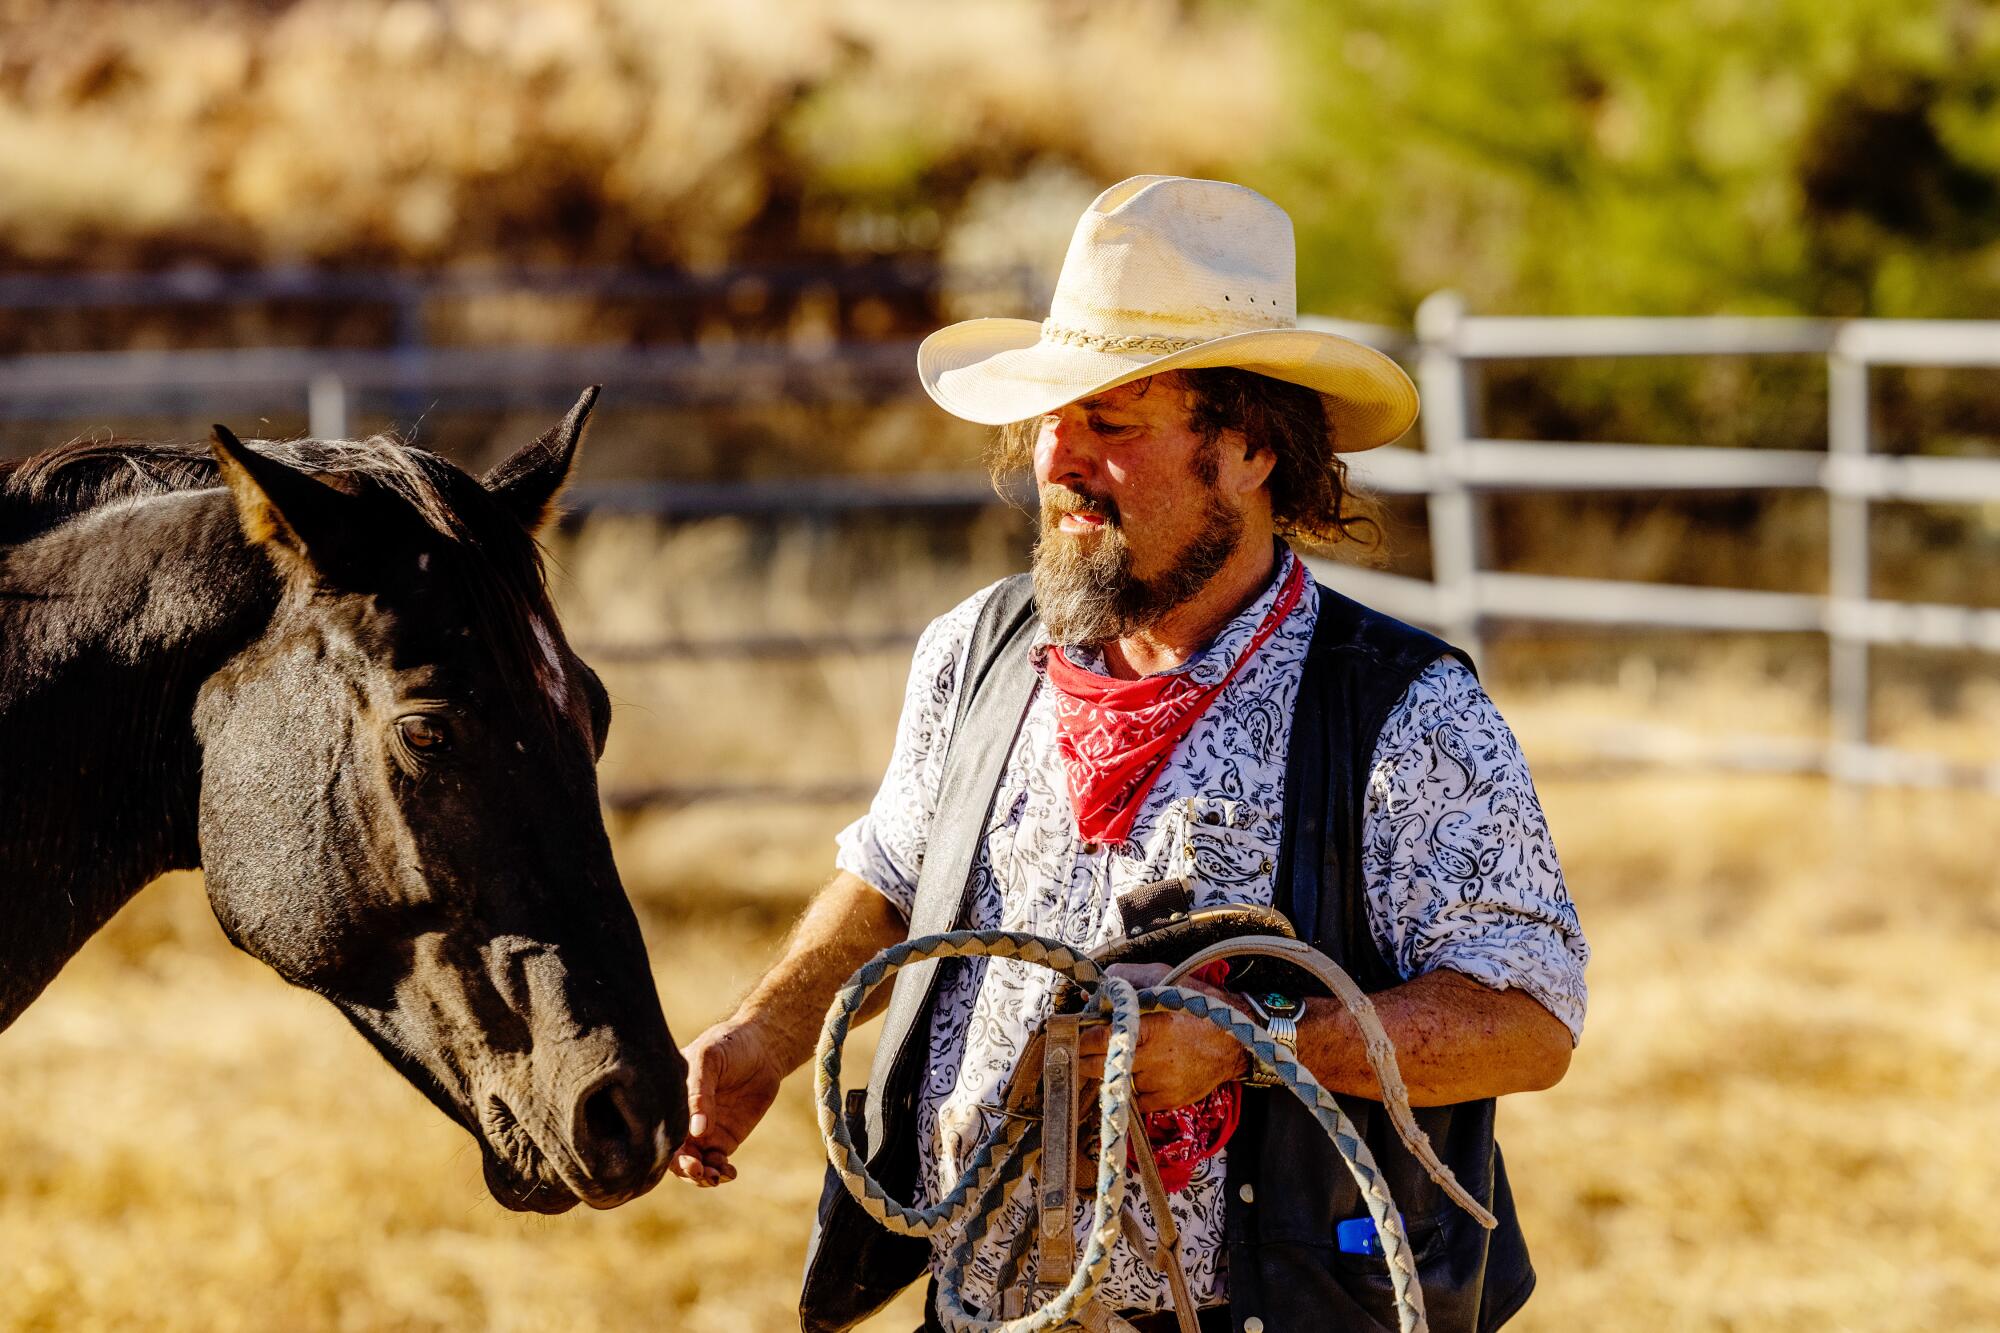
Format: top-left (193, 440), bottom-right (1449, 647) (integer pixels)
top-left (0, 488), bottom-right (278, 1027)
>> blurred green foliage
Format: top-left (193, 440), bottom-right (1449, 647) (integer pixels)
top-left (1267, 0), bottom-right (2000, 321)
top-left (7, 0), bottom-right (1996, 332)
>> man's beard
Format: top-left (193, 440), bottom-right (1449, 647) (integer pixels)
top-left (1031, 486), bottom-right (1245, 647)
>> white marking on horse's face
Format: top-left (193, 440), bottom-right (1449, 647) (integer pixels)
top-left (530, 616), bottom-right (568, 708)
top-left (417, 552), bottom-right (431, 572)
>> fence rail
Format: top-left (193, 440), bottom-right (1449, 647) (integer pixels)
top-left (564, 470), bottom-right (1017, 519)
top-left (1350, 292), bottom-right (2000, 793)
top-left (0, 340), bottom-right (927, 429)
top-left (4, 270), bottom-right (1998, 795)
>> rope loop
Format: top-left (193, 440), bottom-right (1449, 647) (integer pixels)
top-left (814, 930), bottom-right (1440, 1333)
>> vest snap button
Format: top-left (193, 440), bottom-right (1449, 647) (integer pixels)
top-left (1238, 1183), bottom-right (1256, 1203)
top-left (1245, 1318), bottom-right (1266, 1333)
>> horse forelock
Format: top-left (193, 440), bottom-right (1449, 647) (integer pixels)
top-left (450, 524), bottom-right (578, 737)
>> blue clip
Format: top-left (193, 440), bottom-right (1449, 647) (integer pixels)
top-left (1336, 1216), bottom-right (1387, 1257)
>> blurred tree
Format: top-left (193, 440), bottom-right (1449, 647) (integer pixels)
top-left (1266, 0), bottom-right (2000, 321)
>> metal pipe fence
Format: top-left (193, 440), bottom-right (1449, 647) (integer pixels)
top-left (4, 270), bottom-right (1998, 795)
top-left (1342, 292), bottom-right (2000, 793)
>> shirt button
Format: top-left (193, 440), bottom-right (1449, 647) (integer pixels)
top-left (1244, 1318), bottom-right (1266, 1333)
top-left (1238, 1183), bottom-right (1256, 1203)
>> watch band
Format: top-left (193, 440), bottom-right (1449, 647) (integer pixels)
top-left (1239, 990), bottom-right (1301, 1087)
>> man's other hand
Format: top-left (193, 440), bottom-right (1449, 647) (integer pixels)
top-left (670, 1021), bottom-right (784, 1187)
top-left (1076, 961), bottom-right (1250, 1114)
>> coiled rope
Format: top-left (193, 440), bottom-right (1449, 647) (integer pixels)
top-left (816, 929), bottom-right (1494, 1333)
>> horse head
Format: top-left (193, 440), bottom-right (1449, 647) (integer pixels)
top-left (190, 389), bottom-right (684, 1213)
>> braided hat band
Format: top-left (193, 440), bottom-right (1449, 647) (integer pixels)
top-left (1037, 321), bottom-right (1202, 355)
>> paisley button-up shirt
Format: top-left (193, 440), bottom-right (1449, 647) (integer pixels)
top-left (835, 548), bottom-right (1588, 1314)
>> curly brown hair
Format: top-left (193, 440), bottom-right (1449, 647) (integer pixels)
top-left (989, 368), bottom-right (1384, 554)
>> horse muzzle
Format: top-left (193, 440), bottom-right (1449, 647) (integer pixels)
top-left (477, 1054), bottom-right (685, 1212)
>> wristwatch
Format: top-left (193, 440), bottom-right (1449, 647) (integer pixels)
top-left (1238, 988), bottom-right (1301, 1087)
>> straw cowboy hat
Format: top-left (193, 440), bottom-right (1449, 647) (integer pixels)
top-left (918, 174), bottom-right (1418, 450)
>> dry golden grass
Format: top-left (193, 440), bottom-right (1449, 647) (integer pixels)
top-left (6, 764), bottom-right (1996, 1331)
top-left (0, 875), bottom-right (907, 1333)
top-left (5, 520), bottom-right (1998, 1330)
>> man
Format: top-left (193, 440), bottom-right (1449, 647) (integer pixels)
top-left (670, 176), bottom-right (1588, 1331)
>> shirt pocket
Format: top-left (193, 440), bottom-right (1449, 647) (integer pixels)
top-left (976, 778), bottom-right (1054, 931)
top-left (1157, 796), bottom-right (1280, 906)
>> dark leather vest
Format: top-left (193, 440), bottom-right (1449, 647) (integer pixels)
top-left (801, 573), bottom-right (1536, 1332)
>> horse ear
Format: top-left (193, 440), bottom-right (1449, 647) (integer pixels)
top-left (209, 424), bottom-right (362, 578)
top-left (483, 385), bottom-right (598, 534)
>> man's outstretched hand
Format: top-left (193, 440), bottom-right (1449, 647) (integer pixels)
top-left (670, 1021), bottom-right (785, 1188)
top-left (663, 871), bottom-right (911, 1187)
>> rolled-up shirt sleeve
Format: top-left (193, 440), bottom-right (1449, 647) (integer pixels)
top-left (1361, 656), bottom-right (1590, 1044)
top-left (833, 583), bottom-right (1000, 920)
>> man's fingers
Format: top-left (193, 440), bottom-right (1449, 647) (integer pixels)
top-left (671, 1148), bottom-right (723, 1175)
top-left (1105, 961), bottom-right (1172, 988)
top-left (683, 1041), bottom-right (722, 1139)
top-left (670, 1147), bottom-right (738, 1187)
top-left (694, 1156), bottom-right (738, 1188)
top-left (672, 1037), bottom-right (736, 1184)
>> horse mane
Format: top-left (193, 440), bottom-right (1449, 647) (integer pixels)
top-left (0, 434), bottom-right (568, 726)
top-left (0, 435), bottom-right (463, 547)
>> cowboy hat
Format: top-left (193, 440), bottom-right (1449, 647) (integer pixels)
top-left (918, 174), bottom-right (1418, 451)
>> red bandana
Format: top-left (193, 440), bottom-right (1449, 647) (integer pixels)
top-left (1043, 559), bottom-right (1307, 845)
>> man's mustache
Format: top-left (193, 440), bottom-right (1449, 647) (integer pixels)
top-left (1041, 487), bottom-right (1120, 526)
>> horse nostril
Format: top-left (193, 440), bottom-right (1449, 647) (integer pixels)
top-left (571, 1067), bottom-right (656, 1192)
top-left (582, 1080), bottom-right (631, 1150)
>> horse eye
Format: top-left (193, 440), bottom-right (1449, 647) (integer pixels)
top-left (397, 715), bottom-right (450, 753)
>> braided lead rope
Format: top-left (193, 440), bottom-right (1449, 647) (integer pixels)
top-left (977, 984), bottom-right (1430, 1333)
top-left (815, 931), bottom-right (1092, 1234)
top-left (815, 932), bottom-right (1431, 1333)
top-left (978, 1128), bottom-right (1047, 1302)
top-left (933, 983), bottom-right (1141, 1333)
top-left (815, 931), bottom-right (1141, 1333)
top-left (1165, 937), bottom-right (1498, 1230)
top-left (1154, 986), bottom-right (1427, 1333)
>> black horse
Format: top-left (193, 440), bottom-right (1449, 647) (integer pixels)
top-left (0, 388), bottom-right (686, 1214)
